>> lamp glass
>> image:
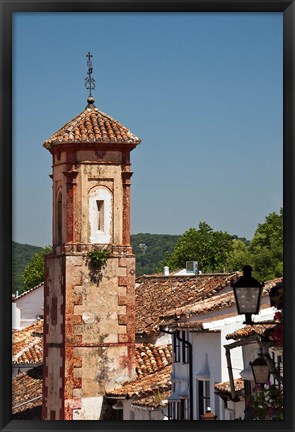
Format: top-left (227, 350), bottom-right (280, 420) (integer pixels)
top-left (234, 287), bottom-right (261, 314)
top-left (251, 364), bottom-right (270, 384)
top-left (251, 358), bottom-right (270, 384)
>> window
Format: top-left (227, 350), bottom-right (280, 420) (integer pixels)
top-left (96, 200), bottom-right (104, 231)
top-left (168, 398), bottom-right (189, 420)
top-left (168, 401), bottom-right (180, 420)
top-left (182, 331), bottom-right (189, 364)
top-left (173, 333), bottom-right (181, 362)
top-left (197, 380), bottom-right (210, 419)
top-left (57, 191), bottom-right (62, 244)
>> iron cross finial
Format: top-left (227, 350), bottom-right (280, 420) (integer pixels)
top-left (85, 51), bottom-right (96, 104)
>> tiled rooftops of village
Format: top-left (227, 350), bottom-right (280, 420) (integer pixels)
top-left (12, 366), bottom-right (43, 419)
top-left (12, 343), bottom-right (172, 417)
top-left (12, 320), bottom-right (43, 362)
top-left (135, 272), bottom-right (240, 336)
top-left (225, 323), bottom-right (277, 341)
top-left (135, 344), bottom-right (172, 378)
top-left (107, 365), bottom-right (172, 399)
top-left (106, 344), bottom-right (172, 401)
top-left (43, 104), bottom-right (141, 147)
top-left (151, 276), bottom-right (282, 333)
top-left (214, 378), bottom-right (244, 397)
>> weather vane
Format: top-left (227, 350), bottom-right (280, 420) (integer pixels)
top-left (85, 52), bottom-right (96, 101)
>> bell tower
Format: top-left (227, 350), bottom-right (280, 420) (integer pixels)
top-left (42, 53), bottom-right (141, 420)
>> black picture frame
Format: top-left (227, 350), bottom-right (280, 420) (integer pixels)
top-left (1, 1), bottom-right (294, 431)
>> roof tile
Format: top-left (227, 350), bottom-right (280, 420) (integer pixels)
top-left (135, 273), bottom-right (238, 336)
top-left (43, 105), bottom-right (141, 147)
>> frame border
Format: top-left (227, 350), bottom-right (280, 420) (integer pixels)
top-left (1, 1), bottom-right (294, 431)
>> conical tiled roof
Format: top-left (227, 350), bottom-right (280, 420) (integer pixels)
top-left (43, 103), bottom-right (141, 148)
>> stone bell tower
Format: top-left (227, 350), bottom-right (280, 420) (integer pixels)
top-left (42, 53), bottom-right (141, 420)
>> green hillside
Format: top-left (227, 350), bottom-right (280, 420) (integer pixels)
top-left (12, 241), bottom-right (43, 294)
top-left (12, 234), bottom-right (180, 292)
top-left (131, 233), bottom-right (181, 275)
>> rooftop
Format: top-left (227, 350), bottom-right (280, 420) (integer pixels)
top-left (225, 322), bottom-right (277, 341)
top-left (135, 344), bottom-right (172, 378)
top-left (12, 366), bottom-right (43, 419)
top-left (12, 320), bottom-right (43, 362)
top-left (106, 343), bottom-right (172, 401)
top-left (135, 273), bottom-right (239, 336)
top-left (12, 343), bottom-right (172, 416)
top-left (13, 283), bottom-right (44, 301)
top-left (159, 277), bottom-right (282, 328)
top-left (106, 365), bottom-right (172, 400)
top-left (43, 104), bottom-right (141, 147)
top-left (214, 378), bottom-right (244, 396)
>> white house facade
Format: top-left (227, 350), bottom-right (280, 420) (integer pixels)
top-left (13, 283), bottom-right (44, 329)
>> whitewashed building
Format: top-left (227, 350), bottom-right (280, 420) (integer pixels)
top-left (12, 283), bottom-right (44, 329)
top-left (161, 277), bottom-right (282, 420)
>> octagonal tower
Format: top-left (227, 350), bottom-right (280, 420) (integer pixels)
top-left (42, 92), bottom-right (141, 420)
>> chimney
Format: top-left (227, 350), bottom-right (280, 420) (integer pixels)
top-left (163, 266), bottom-right (169, 276)
top-left (12, 302), bottom-right (21, 330)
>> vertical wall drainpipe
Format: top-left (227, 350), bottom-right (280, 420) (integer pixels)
top-left (160, 327), bottom-right (194, 420)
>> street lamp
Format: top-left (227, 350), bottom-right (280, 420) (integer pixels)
top-left (250, 355), bottom-right (270, 385)
top-left (232, 265), bottom-right (263, 325)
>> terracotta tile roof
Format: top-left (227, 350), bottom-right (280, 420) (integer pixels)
top-left (107, 343), bottom-right (172, 400)
top-left (12, 366), bottom-right (43, 419)
top-left (12, 320), bottom-right (43, 362)
top-left (214, 378), bottom-right (244, 396)
top-left (43, 105), bottom-right (141, 147)
top-left (13, 339), bottom-right (43, 364)
top-left (225, 323), bottom-right (277, 341)
top-left (135, 273), bottom-right (238, 336)
top-left (135, 344), bottom-right (172, 378)
top-left (156, 277), bottom-right (282, 333)
top-left (132, 390), bottom-right (171, 409)
top-left (106, 365), bottom-right (172, 399)
top-left (170, 310), bottom-right (240, 332)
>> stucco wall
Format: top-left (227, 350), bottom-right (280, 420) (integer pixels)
top-left (122, 400), bottom-right (166, 420)
top-left (15, 285), bottom-right (44, 328)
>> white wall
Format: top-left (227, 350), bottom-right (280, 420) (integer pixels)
top-left (121, 400), bottom-right (166, 420)
top-left (15, 284), bottom-right (44, 328)
top-left (12, 302), bottom-right (21, 330)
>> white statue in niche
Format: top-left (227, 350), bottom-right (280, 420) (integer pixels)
top-left (89, 186), bottom-right (112, 244)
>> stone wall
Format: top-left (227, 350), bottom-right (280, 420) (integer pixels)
top-left (43, 251), bottom-right (136, 420)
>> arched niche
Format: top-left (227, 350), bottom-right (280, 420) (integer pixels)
top-left (89, 186), bottom-right (113, 244)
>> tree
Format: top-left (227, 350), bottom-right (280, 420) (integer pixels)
top-left (249, 208), bottom-right (283, 280)
top-left (163, 222), bottom-right (233, 273)
top-left (21, 246), bottom-right (52, 293)
top-left (225, 239), bottom-right (250, 272)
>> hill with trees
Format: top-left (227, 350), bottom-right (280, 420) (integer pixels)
top-left (12, 242), bottom-right (43, 294)
top-left (12, 234), bottom-right (181, 293)
top-left (13, 209), bottom-right (282, 294)
top-left (131, 233), bottom-right (181, 275)
top-left (161, 209), bottom-right (283, 281)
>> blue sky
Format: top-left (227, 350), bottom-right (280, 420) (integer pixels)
top-left (13, 12), bottom-right (283, 247)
